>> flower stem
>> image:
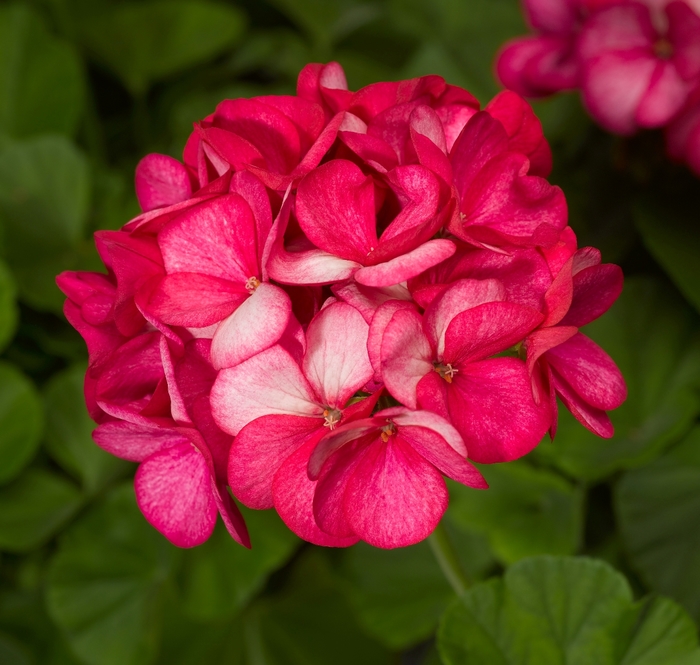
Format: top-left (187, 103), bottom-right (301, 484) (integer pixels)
top-left (428, 521), bottom-right (470, 596)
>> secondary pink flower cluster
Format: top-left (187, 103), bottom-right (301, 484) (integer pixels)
top-left (497, 0), bottom-right (700, 175)
top-left (57, 63), bottom-right (626, 550)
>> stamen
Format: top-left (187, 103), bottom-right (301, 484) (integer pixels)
top-left (380, 421), bottom-right (396, 443)
top-left (245, 276), bottom-right (261, 294)
top-left (434, 362), bottom-right (458, 383)
top-left (654, 38), bottom-right (673, 59)
top-left (323, 408), bottom-right (342, 430)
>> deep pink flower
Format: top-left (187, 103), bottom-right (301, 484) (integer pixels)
top-left (666, 85), bottom-right (700, 173)
top-left (379, 279), bottom-right (551, 463)
top-left (578, 0), bottom-right (700, 134)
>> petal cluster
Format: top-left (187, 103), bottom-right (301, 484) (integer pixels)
top-left (497, 0), bottom-right (700, 175)
top-left (57, 62), bottom-right (625, 550)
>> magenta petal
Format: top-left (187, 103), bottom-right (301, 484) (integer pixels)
top-left (636, 60), bottom-right (688, 128)
top-left (381, 309), bottom-right (433, 409)
top-left (367, 299), bottom-right (417, 377)
top-left (444, 301), bottom-right (544, 365)
top-left (147, 273), bottom-right (246, 327)
top-left (561, 263), bottom-right (623, 328)
top-left (229, 414), bottom-right (323, 509)
top-left (355, 239), bottom-right (456, 287)
top-left (545, 332), bottom-right (627, 410)
top-left (525, 326), bottom-right (578, 375)
top-left (303, 302), bottom-right (373, 407)
top-left (211, 283), bottom-right (292, 370)
top-left (344, 436), bottom-right (448, 549)
top-left (273, 438), bottom-right (359, 547)
top-left (424, 278), bottom-right (506, 357)
top-left (439, 358), bottom-right (551, 463)
top-left (296, 159), bottom-right (378, 263)
top-left (135, 442), bottom-right (217, 547)
top-left (379, 407), bottom-right (467, 457)
top-left (211, 345), bottom-right (318, 435)
top-left (135, 154), bottom-right (193, 212)
top-left (158, 194), bottom-right (259, 283)
top-left (93, 421), bottom-right (189, 462)
top-left (397, 427), bottom-right (487, 489)
top-left (212, 478), bottom-right (251, 548)
top-left (551, 368), bottom-right (614, 438)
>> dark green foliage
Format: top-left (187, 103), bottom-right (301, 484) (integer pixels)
top-left (0, 1), bottom-right (699, 663)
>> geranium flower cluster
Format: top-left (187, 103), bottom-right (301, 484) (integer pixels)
top-left (57, 63), bottom-right (626, 550)
top-left (497, 0), bottom-right (700, 175)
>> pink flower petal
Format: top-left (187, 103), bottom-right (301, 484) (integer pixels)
top-left (344, 435), bottom-right (448, 549)
top-left (378, 407), bottom-right (467, 456)
top-left (273, 438), bottom-right (359, 547)
top-left (93, 421), bottom-right (188, 462)
top-left (551, 368), bottom-right (614, 438)
top-left (636, 60), bottom-right (688, 128)
top-left (212, 478), bottom-right (251, 548)
top-left (425, 357), bottom-right (551, 463)
top-left (211, 283), bottom-right (292, 370)
top-left (525, 326), bottom-right (579, 375)
top-left (211, 345), bottom-right (319, 435)
top-left (229, 414), bottom-right (323, 509)
top-left (444, 301), bottom-right (544, 365)
top-left (134, 441), bottom-right (218, 547)
top-left (146, 273), bottom-right (247, 327)
top-left (545, 332), bottom-right (627, 410)
top-left (367, 299), bottom-right (418, 378)
top-left (303, 302), bottom-right (373, 407)
top-left (135, 154), bottom-right (193, 212)
top-left (158, 194), bottom-right (259, 284)
top-left (381, 308), bottom-right (433, 409)
top-left (561, 263), bottom-right (624, 328)
top-left (296, 159), bottom-right (378, 263)
top-left (355, 239), bottom-right (456, 288)
top-left (425, 278), bottom-right (506, 357)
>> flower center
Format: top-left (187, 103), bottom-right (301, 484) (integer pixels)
top-left (323, 408), bottom-right (342, 430)
top-left (434, 362), bottom-right (458, 383)
top-left (654, 38), bottom-right (673, 59)
top-left (380, 421), bottom-right (396, 442)
top-left (245, 276), bottom-right (261, 294)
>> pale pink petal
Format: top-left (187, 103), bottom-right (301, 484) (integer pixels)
top-left (135, 442), bottom-right (217, 548)
top-left (367, 299), bottom-right (417, 377)
top-left (636, 60), bottom-right (689, 128)
top-left (380, 309), bottom-right (433, 409)
top-left (296, 159), bottom-right (378, 262)
top-left (333, 281), bottom-right (412, 324)
top-left (355, 239), bottom-right (456, 287)
top-left (229, 414), bottom-right (323, 509)
top-left (93, 421), bottom-right (188, 462)
top-left (303, 302), bottom-right (373, 407)
top-left (268, 244), bottom-right (361, 285)
top-left (211, 283), bottom-right (292, 370)
top-left (158, 194), bottom-right (259, 283)
top-left (211, 345), bottom-right (319, 435)
top-left (344, 436), bottom-right (448, 549)
top-left (273, 438), bottom-right (359, 547)
top-left (444, 301), bottom-right (544, 365)
top-left (135, 154), bottom-right (193, 212)
top-left (424, 279), bottom-right (506, 357)
top-left (545, 332), bottom-right (627, 410)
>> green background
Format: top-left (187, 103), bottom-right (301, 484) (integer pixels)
top-left (1, 0), bottom-right (700, 663)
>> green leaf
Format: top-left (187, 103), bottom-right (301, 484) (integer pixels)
top-left (255, 549), bottom-right (391, 665)
top-left (635, 192), bottom-right (700, 315)
top-left (76, 1), bottom-right (246, 96)
top-left (0, 259), bottom-right (18, 352)
top-left (43, 363), bottom-right (131, 495)
top-left (0, 631), bottom-right (32, 665)
top-left (448, 462), bottom-right (584, 564)
top-left (438, 556), bottom-right (700, 665)
top-left (0, 361), bottom-right (44, 485)
top-left (616, 426), bottom-right (700, 623)
top-left (338, 515), bottom-right (493, 650)
top-left (534, 276), bottom-right (700, 480)
top-left (0, 468), bottom-right (82, 552)
top-left (0, 4), bottom-right (85, 139)
top-left (391, 0), bottom-right (525, 101)
top-left (47, 484), bottom-right (177, 665)
top-left (178, 507), bottom-right (299, 621)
